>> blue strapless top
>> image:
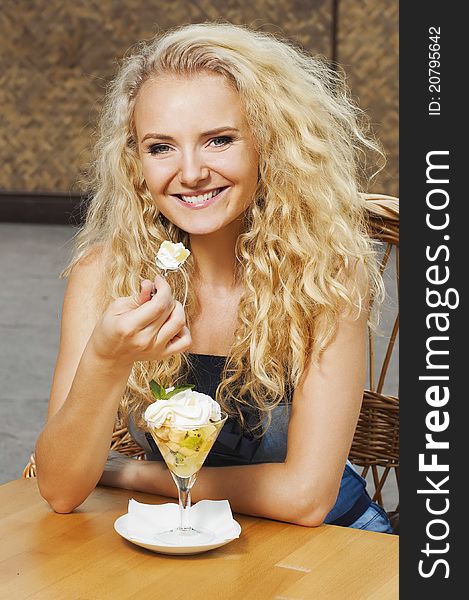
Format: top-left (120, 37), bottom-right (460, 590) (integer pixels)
top-left (127, 353), bottom-right (371, 526)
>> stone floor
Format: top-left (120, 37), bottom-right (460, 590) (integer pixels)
top-left (0, 223), bottom-right (73, 483)
top-left (0, 222), bottom-right (398, 512)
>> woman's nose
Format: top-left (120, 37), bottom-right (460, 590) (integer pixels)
top-left (178, 152), bottom-right (210, 187)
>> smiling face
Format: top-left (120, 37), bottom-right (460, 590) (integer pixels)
top-left (133, 72), bottom-right (259, 236)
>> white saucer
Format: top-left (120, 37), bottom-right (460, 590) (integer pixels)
top-left (114, 514), bottom-right (241, 555)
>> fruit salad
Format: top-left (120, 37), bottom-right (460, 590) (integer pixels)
top-left (144, 385), bottom-right (224, 478)
top-left (149, 421), bottom-right (221, 477)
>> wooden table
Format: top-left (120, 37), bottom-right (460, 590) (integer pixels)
top-left (0, 479), bottom-right (398, 599)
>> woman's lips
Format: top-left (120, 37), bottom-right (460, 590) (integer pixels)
top-left (172, 187), bottom-right (229, 210)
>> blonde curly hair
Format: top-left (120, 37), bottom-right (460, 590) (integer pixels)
top-left (65, 21), bottom-right (384, 434)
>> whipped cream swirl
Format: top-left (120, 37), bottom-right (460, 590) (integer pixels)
top-left (155, 241), bottom-right (190, 271)
top-left (144, 388), bottom-right (222, 429)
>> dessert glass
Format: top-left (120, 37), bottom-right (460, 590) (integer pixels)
top-left (147, 412), bottom-right (228, 544)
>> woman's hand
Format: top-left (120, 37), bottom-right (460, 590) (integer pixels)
top-left (90, 274), bottom-right (191, 368)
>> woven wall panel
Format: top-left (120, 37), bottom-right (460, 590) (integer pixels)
top-left (0, 0), bottom-right (332, 192)
top-left (337, 0), bottom-right (399, 196)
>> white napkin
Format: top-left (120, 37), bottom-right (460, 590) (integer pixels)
top-left (126, 498), bottom-right (239, 542)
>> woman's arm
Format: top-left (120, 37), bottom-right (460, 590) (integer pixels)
top-left (35, 249), bottom-right (191, 513)
top-left (105, 298), bottom-right (368, 527)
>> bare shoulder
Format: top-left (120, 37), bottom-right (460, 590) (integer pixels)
top-left (66, 244), bottom-right (107, 291)
top-left (62, 243), bottom-right (110, 347)
top-left (48, 244), bottom-right (109, 417)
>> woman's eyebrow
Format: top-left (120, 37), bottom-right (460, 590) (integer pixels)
top-left (141, 126), bottom-right (240, 143)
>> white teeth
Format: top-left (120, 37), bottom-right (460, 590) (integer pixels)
top-left (180, 188), bottom-right (220, 204)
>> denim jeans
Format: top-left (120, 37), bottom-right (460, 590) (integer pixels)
top-left (348, 500), bottom-right (394, 533)
top-left (324, 461), bottom-right (394, 533)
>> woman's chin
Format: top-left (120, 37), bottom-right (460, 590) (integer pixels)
top-left (183, 225), bottom-right (226, 237)
top-left (175, 217), bottom-right (240, 237)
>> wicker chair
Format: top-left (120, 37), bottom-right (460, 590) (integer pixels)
top-left (349, 193), bottom-right (399, 532)
top-left (24, 193), bottom-right (399, 532)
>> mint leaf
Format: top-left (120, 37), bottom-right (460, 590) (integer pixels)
top-left (165, 384), bottom-right (195, 399)
top-left (149, 381), bottom-right (195, 400)
top-left (149, 380), bottom-right (166, 399)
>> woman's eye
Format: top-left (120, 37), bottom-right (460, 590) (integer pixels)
top-left (148, 144), bottom-right (171, 155)
top-left (209, 136), bottom-right (233, 147)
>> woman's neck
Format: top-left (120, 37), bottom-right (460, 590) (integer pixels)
top-left (189, 226), bottom-right (241, 290)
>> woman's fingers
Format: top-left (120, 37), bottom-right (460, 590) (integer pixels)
top-left (100, 275), bottom-right (190, 362)
top-left (155, 301), bottom-right (186, 345)
top-left (131, 302), bottom-right (190, 358)
top-left (124, 275), bottom-right (175, 330)
top-left (135, 279), bottom-right (154, 306)
top-left (111, 278), bottom-right (160, 315)
top-left (164, 325), bottom-right (192, 356)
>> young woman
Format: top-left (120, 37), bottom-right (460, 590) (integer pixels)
top-left (35, 22), bottom-right (393, 533)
